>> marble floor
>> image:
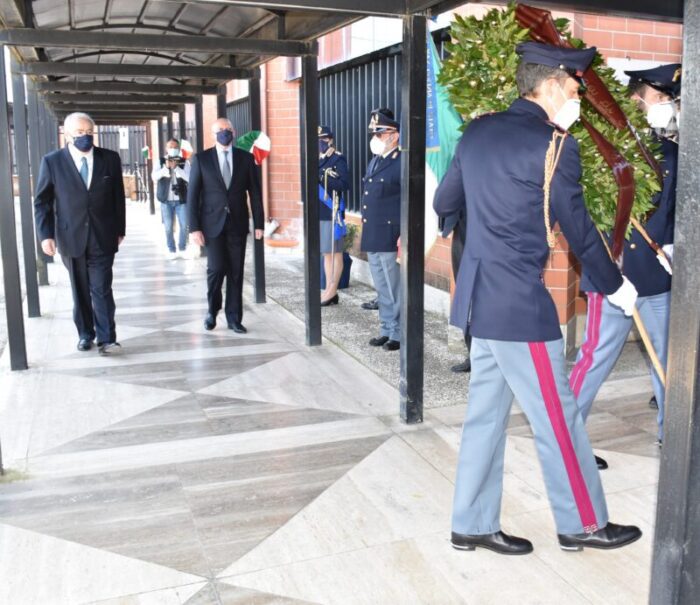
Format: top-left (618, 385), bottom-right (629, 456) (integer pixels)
top-left (0, 204), bottom-right (659, 604)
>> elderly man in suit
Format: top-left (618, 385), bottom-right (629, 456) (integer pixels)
top-left (187, 117), bottom-right (264, 334)
top-left (34, 111), bottom-right (126, 354)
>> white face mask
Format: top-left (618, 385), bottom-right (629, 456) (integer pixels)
top-left (645, 101), bottom-right (675, 129)
top-left (167, 147), bottom-right (180, 157)
top-left (550, 84), bottom-right (581, 131)
top-left (369, 135), bottom-right (385, 156)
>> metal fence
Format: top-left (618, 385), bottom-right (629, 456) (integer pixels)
top-left (227, 97), bottom-right (252, 138)
top-left (99, 125), bottom-right (150, 202)
top-left (318, 29), bottom-right (448, 213)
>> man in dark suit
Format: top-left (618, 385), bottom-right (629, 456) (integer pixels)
top-left (434, 43), bottom-right (641, 554)
top-left (187, 117), bottom-right (264, 334)
top-left (34, 112), bottom-right (126, 354)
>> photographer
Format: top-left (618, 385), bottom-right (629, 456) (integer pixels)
top-left (152, 138), bottom-right (190, 259)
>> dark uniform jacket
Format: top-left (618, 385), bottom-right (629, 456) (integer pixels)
top-left (360, 148), bottom-right (401, 253)
top-left (318, 151), bottom-right (350, 221)
top-left (581, 136), bottom-right (677, 297)
top-left (186, 146), bottom-right (264, 240)
top-left (34, 146), bottom-right (126, 258)
top-left (434, 98), bottom-right (623, 342)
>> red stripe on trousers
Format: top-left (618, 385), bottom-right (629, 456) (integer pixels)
top-left (529, 341), bottom-right (599, 533)
top-left (569, 293), bottom-right (604, 398)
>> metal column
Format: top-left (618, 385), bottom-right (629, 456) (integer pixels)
top-left (25, 80), bottom-right (49, 284)
top-left (650, 0), bottom-right (700, 601)
top-left (195, 100), bottom-right (204, 153)
top-left (249, 75), bottom-right (266, 304)
top-left (166, 113), bottom-right (174, 139)
top-left (0, 45), bottom-right (28, 370)
top-left (158, 117), bottom-right (166, 159)
top-left (217, 85), bottom-right (227, 118)
top-left (300, 54), bottom-right (321, 346)
top-left (10, 57), bottom-right (40, 317)
top-left (399, 15), bottom-right (427, 423)
top-left (145, 124), bottom-right (155, 215)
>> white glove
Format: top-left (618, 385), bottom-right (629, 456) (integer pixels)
top-left (607, 276), bottom-right (638, 317)
top-left (662, 244), bottom-right (674, 261)
top-left (656, 252), bottom-right (673, 276)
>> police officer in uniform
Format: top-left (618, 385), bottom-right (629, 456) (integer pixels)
top-left (434, 42), bottom-right (641, 554)
top-left (571, 64), bottom-right (680, 452)
top-left (361, 108), bottom-right (402, 351)
top-left (318, 126), bottom-right (350, 306)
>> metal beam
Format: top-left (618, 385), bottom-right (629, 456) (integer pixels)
top-left (650, 0), bottom-right (700, 602)
top-left (300, 53), bottom-right (321, 346)
top-left (19, 62), bottom-right (253, 79)
top-left (0, 43), bottom-right (28, 370)
top-left (0, 27), bottom-right (313, 56)
top-left (249, 75), bottom-right (266, 304)
top-left (36, 81), bottom-right (219, 95)
top-left (399, 14), bottom-right (426, 424)
top-left (51, 105), bottom-right (182, 114)
top-left (158, 0), bottom-right (409, 17)
top-left (44, 93), bottom-right (200, 105)
top-left (10, 56), bottom-right (40, 318)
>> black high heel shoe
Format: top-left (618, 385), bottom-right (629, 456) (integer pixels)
top-left (320, 294), bottom-right (339, 307)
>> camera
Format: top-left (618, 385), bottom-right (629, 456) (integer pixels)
top-left (171, 181), bottom-right (186, 197)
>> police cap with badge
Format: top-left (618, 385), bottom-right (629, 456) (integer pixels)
top-left (516, 41), bottom-right (597, 83)
top-left (625, 63), bottom-right (682, 99)
top-left (318, 125), bottom-right (334, 139)
top-left (368, 108), bottom-right (400, 134)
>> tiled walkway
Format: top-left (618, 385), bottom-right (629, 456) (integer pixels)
top-left (0, 204), bottom-right (658, 604)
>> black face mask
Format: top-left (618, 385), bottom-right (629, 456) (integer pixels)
top-left (319, 139), bottom-right (331, 154)
top-left (216, 129), bottom-right (234, 146)
top-left (73, 134), bottom-right (94, 152)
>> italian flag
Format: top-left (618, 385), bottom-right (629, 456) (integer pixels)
top-left (141, 145), bottom-right (151, 160)
top-left (236, 130), bottom-right (271, 165)
top-left (179, 139), bottom-right (194, 159)
top-left (425, 31), bottom-right (463, 254)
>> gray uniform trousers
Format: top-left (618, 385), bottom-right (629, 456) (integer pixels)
top-left (570, 291), bottom-right (670, 439)
top-left (452, 337), bottom-right (609, 536)
top-left (367, 251), bottom-right (401, 342)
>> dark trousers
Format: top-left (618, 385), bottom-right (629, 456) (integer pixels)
top-left (62, 231), bottom-right (116, 344)
top-left (206, 217), bottom-right (247, 324)
top-left (451, 217), bottom-right (472, 352)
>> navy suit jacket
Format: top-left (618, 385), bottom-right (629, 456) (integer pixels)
top-left (318, 151), bottom-right (350, 221)
top-left (34, 146), bottom-right (125, 258)
top-left (580, 136), bottom-right (677, 297)
top-left (186, 146), bottom-right (264, 239)
top-left (434, 98), bottom-right (623, 342)
top-left (360, 148), bottom-right (401, 253)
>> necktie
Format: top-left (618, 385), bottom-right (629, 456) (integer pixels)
top-left (80, 157), bottom-right (89, 187)
top-left (222, 150), bottom-right (231, 188)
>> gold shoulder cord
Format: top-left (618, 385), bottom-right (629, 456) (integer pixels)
top-left (543, 131), bottom-right (568, 248)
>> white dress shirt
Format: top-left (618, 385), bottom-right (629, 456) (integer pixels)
top-left (216, 143), bottom-right (233, 184)
top-left (68, 143), bottom-right (94, 188)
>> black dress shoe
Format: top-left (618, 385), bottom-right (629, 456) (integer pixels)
top-left (321, 294), bottom-right (339, 307)
top-left (558, 522), bottom-right (642, 551)
top-left (383, 339), bottom-right (400, 351)
top-left (77, 338), bottom-right (93, 352)
top-left (595, 455), bottom-right (608, 470)
top-left (451, 359), bottom-right (471, 373)
top-left (361, 299), bottom-right (379, 310)
top-left (451, 531), bottom-right (533, 555)
top-left (649, 395), bottom-right (658, 409)
top-left (369, 336), bottom-right (389, 347)
top-left (204, 314), bottom-right (216, 331)
top-left (228, 322), bottom-right (247, 334)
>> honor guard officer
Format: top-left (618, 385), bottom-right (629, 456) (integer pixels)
top-left (434, 42), bottom-right (642, 555)
top-left (317, 126), bottom-right (350, 306)
top-left (361, 108), bottom-right (402, 351)
top-left (571, 64), bottom-right (680, 451)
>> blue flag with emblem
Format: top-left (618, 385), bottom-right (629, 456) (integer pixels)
top-left (319, 184), bottom-right (347, 240)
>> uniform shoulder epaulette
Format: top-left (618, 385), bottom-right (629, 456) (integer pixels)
top-left (473, 111), bottom-right (496, 121)
top-left (333, 150), bottom-right (343, 157)
top-left (391, 150), bottom-right (399, 159)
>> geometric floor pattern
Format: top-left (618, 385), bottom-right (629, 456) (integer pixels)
top-left (0, 204), bottom-right (659, 604)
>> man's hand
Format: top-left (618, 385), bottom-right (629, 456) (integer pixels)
top-left (607, 276), bottom-right (638, 317)
top-left (41, 238), bottom-right (56, 256)
top-left (191, 230), bottom-right (205, 247)
top-left (254, 229), bottom-right (264, 240)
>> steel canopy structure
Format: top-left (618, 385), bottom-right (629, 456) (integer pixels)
top-left (0, 1), bottom-right (698, 601)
